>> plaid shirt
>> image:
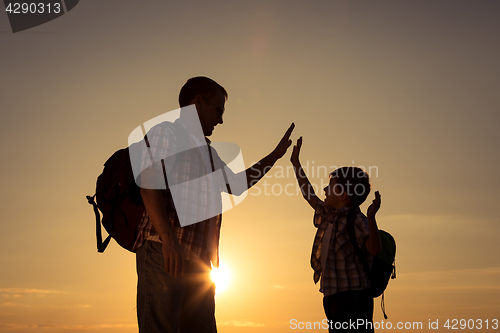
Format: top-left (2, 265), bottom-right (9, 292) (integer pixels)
top-left (311, 203), bottom-right (372, 296)
top-left (132, 119), bottom-right (229, 267)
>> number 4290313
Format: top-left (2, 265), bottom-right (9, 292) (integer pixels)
top-left (5, 2), bottom-right (62, 14)
top-left (444, 319), bottom-right (498, 330)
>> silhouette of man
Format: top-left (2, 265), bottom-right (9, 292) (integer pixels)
top-left (134, 77), bottom-right (294, 333)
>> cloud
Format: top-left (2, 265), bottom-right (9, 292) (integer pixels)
top-left (0, 302), bottom-right (92, 309)
top-left (0, 288), bottom-right (90, 310)
top-left (395, 285), bottom-right (500, 291)
top-left (271, 285), bottom-right (286, 289)
top-left (48, 304), bottom-right (93, 309)
top-left (0, 323), bottom-right (136, 330)
top-left (0, 288), bottom-right (65, 307)
top-left (0, 302), bottom-right (28, 307)
top-left (0, 288), bottom-right (65, 296)
top-left (0, 302), bottom-right (92, 310)
top-left (220, 321), bottom-right (265, 327)
top-left (392, 267), bottom-right (500, 291)
top-left (396, 266), bottom-right (500, 279)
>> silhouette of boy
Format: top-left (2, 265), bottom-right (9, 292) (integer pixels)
top-left (291, 136), bottom-right (382, 332)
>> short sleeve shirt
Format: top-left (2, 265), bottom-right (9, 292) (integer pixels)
top-left (311, 203), bottom-right (373, 296)
top-left (132, 120), bottom-right (223, 265)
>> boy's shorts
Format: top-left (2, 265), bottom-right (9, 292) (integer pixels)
top-left (323, 289), bottom-right (374, 332)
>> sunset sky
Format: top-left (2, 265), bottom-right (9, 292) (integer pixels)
top-left (1, 1), bottom-right (499, 332)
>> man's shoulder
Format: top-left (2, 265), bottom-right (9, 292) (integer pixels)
top-left (147, 121), bottom-right (177, 135)
top-left (145, 120), bottom-right (194, 147)
top-left (144, 121), bottom-right (175, 142)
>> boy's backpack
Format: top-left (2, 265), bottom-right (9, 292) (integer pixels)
top-left (346, 210), bottom-right (396, 319)
top-left (86, 140), bottom-right (147, 253)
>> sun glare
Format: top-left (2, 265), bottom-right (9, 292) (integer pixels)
top-left (211, 261), bottom-right (231, 294)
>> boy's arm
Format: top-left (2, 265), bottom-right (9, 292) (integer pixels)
top-left (364, 191), bottom-right (382, 256)
top-left (290, 137), bottom-right (321, 209)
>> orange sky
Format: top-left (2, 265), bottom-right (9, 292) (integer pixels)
top-left (1, 1), bottom-right (499, 332)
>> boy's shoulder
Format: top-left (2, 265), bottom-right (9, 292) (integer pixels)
top-left (353, 208), bottom-right (369, 226)
top-left (354, 208), bottom-right (367, 220)
top-left (313, 204), bottom-right (368, 229)
top-left (313, 201), bottom-right (333, 228)
top-left (350, 208), bottom-right (371, 241)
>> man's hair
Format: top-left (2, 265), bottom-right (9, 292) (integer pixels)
top-left (329, 167), bottom-right (371, 207)
top-left (178, 76), bottom-right (228, 107)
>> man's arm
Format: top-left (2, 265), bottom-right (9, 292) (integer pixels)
top-left (245, 123), bottom-right (295, 188)
top-left (140, 168), bottom-right (185, 278)
top-left (364, 191), bottom-right (382, 256)
top-left (290, 137), bottom-right (320, 209)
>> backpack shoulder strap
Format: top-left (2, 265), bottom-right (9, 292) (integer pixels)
top-left (347, 209), bottom-right (392, 319)
top-left (346, 209), bottom-right (372, 281)
top-left (87, 194), bottom-right (112, 253)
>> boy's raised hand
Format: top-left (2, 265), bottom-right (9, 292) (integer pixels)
top-left (367, 191), bottom-right (381, 218)
top-left (290, 136), bottom-right (303, 165)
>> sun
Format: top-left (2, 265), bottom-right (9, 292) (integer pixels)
top-left (211, 261), bottom-right (231, 294)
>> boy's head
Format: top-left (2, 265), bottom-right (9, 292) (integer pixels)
top-left (324, 167), bottom-right (371, 208)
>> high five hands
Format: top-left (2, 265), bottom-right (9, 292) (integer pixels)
top-left (290, 136), bottom-right (302, 165)
top-left (289, 134), bottom-right (381, 216)
top-left (271, 123), bottom-right (295, 160)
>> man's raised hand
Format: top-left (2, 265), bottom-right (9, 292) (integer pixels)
top-left (271, 123), bottom-right (295, 160)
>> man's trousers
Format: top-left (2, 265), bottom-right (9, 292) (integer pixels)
top-left (136, 240), bottom-right (217, 333)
